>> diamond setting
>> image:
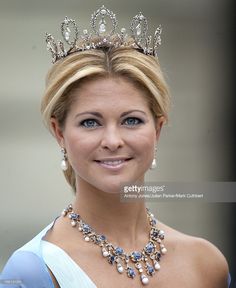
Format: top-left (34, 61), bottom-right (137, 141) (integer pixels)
top-left (45, 5), bottom-right (162, 63)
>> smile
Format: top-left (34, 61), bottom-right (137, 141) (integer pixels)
top-left (94, 158), bottom-right (132, 170)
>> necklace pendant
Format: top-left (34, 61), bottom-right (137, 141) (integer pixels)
top-left (154, 261), bottom-right (161, 270)
top-left (71, 220), bottom-right (77, 227)
top-left (135, 262), bottom-right (143, 273)
top-left (107, 255), bottom-right (116, 265)
top-left (141, 274), bottom-right (149, 285)
top-left (116, 263), bottom-right (124, 273)
top-left (102, 247), bottom-right (109, 257)
top-left (146, 263), bottom-right (155, 276)
top-left (160, 244), bottom-right (167, 255)
top-left (131, 251), bottom-right (142, 262)
top-left (144, 242), bottom-right (155, 254)
top-left (127, 266), bottom-right (136, 278)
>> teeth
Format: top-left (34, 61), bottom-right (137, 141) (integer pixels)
top-left (101, 160), bottom-right (124, 166)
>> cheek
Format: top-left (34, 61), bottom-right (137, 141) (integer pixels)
top-left (132, 126), bottom-right (156, 145)
top-left (140, 140), bottom-right (156, 163)
top-left (63, 131), bottom-right (93, 167)
top-left (129, 128), bottom-right (157, 159)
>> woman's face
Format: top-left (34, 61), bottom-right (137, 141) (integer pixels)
top-left (52, 76), bottom-right (164, 193)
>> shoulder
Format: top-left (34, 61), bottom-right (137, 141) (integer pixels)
top-left (1, 250), bottom-right (41, 273)
top-left (190, 236), bottom-right (229, 287)
top-left (159, 223), bottom-right (229, 288)
top-left (0, 250), bottom-right (54, 288)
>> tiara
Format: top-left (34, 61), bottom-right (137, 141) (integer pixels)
top-left (45, 5), bottom-right (162, 63)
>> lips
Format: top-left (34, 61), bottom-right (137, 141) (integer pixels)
top-left (94, 157), bottom-right (133, 169)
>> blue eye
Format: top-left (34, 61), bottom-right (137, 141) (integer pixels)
top-left (123, 117), bottom-right (143, 126)
top-left (80, 119), bottom-right (100, 128)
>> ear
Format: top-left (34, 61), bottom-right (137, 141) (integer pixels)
top-left (155, 116), bottom-right (165, 142)
top-left (50, 117), bottom-right (65, 147)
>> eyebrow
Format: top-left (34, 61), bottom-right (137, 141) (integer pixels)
top-left (75, 109), bottom-right (147, 118)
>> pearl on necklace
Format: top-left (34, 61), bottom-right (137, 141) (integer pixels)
top-left (141, 274), bottom-right (149, 285)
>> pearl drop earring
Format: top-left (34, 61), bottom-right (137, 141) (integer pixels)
top-left (150, 145), bottom-right (157, 170)
top-left (60, 148), bottom-right (68, 171)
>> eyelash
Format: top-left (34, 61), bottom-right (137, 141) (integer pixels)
top-left (123, 117), bottom-right (144, 126)
top-left (79, 117), bottom-right (144, 128)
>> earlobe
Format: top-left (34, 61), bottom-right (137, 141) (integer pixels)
top-left (50, 117), bottom-right (65, 147)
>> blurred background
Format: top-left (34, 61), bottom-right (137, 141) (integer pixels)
top-left (0, 0), bottom-right (235, 285)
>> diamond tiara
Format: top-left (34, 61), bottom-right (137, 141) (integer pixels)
top-left (45, 5), bottom-right (162, 63)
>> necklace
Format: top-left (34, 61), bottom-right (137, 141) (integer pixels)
top-left (62, 204), bottom-right (167, 286)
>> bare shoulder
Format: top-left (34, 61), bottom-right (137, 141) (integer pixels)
top-left (191, 236), bottom-right (229, 287)
top-left (159, 222), bottom-right (229, 288)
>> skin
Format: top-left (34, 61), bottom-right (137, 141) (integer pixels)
top-left (45, 76), bottom-right (229, 288)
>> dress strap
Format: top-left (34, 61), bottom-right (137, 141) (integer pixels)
top-left (41, 240), bottom-right (97, 288)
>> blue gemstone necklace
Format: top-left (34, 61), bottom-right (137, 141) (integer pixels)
top-left (62, 204), bottom-right (167, 286)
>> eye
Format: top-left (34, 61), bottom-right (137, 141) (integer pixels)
top-left (122, 117), bottom-right (144, 126)
top-left (79, 119), bottom-right (100, 128)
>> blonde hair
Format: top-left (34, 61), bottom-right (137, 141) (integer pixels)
top-left (41, 47), bottom-right (170, 192)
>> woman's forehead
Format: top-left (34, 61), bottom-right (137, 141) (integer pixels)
top-left (74, 77), bottom-right (149, 101)
top-left (69, 77), bottom-right (151, 110)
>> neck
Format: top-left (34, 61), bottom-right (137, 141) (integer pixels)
top-left (72, 180), bottom-right (150, 252)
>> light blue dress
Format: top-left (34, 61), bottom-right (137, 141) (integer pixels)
top-left (0, 217), bottom-right (97, 288)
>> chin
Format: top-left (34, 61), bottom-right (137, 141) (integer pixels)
top-left (97, 182), bottom-right (126, 195)
top-left (95, 174), bottom-right (146, 195)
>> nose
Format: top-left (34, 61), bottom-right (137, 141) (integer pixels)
top-left (100, 125), bottom-right (124, 151)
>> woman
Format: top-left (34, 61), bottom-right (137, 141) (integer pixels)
top-left (0, 6), bottom-right (230, 288)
